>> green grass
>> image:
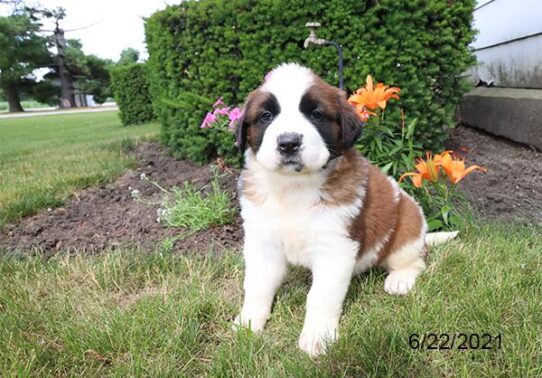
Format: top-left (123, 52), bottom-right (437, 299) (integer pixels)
top-left (157, 172), bottom-right (236, 231)
top-left (0, 111), bottom-right (159, 227)
top-left (0, 105), bottom-right (539, 375)
top-left (0, 222), bottom-right (540, 376)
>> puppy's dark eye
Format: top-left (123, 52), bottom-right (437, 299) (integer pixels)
top-left (260, 111), bottom-right (274, 122)
top-left (310, 110), bottom-right (323, 120)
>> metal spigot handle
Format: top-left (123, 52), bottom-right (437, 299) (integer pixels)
top-left (304, 22), bottom-right (343, 89)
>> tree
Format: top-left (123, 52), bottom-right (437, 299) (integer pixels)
top-left (117, 48), bottom-right (139, 66)
top-left (0, 11), bottom-right (52, 112)
top-left (1, 5), bottom-right (115, 109)
top-left (34, 38), bottom-right (114, 106)
top-left (63, 39), bottom-right (113, 104)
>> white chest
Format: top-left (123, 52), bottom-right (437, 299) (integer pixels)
top-left (240, 192), bottom-right (361, 268)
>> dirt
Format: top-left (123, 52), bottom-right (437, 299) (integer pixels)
top-left (445, 125), bottom-right (542, 224)
top-left (1, 126), bottom-right (540, 255)
top-left (0, 143), bottom-right (243, 255)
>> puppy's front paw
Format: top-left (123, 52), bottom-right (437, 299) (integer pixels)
top-left (298, 322), bottom-right (338, 357)
top-left (232, 311), bottom-right (268, 333)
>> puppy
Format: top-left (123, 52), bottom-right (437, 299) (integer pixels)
top-left (233, 63), bottom-right (448, 357)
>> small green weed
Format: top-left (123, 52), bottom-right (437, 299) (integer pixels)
top-left (162, 175), bottom-right (235, 230)
top-left (137, 171), bottom-right (235, 231)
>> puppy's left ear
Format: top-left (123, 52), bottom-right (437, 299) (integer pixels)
top-left (339, 94), bottom-right (365, 149)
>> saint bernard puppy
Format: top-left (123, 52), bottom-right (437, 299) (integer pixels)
top-left (233, 63), bottom-right (455, 357)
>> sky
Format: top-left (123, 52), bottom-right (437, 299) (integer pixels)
top-left (0, 0), bottom-right (174, 61)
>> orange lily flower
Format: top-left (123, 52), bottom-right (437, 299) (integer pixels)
top-left (357, 108), bottom-right (376, 122)
top-left (433, 150), bottom-right (453, 167)
top-left (440, 158), bottom-right (486, 184)
top-left (399, 152), bottom-right (440, 188)
top-left (348, 75), bottom-right (400, 111)
top-left (400, 150), bottom-right (487, 187)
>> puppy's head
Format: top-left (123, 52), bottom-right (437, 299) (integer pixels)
top-left (236, 63), bottom-right (364, 174)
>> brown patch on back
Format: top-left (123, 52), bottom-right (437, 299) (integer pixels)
top-left (376, 191), bottom-right (425, 263)
top-left (321, 150), bottom-right (368, 206)
top-left (350, 164), bottom-right (400, 255)
top-left (348, 161), bottom-right (425, 261)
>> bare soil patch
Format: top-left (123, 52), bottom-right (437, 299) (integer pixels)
top-left (446, 125), bottom-right (542, 224)
top-left (0, 143), bottom-right (242, 255)
top-left (1, 126), bottom-right (540, 255)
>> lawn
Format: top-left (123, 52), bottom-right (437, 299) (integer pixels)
top-left (0, 111), bottom-right (541, 376)
top-left (0, 223), bottom-right (540, 376)
top-left (0, 111), bottom-right (159, 227)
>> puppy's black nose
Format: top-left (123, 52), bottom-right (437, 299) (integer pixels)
top-left (277, 133), bottom-right (302, 155)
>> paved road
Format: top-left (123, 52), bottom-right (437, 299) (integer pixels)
top-left (0, 106), bottom-right (118, 120)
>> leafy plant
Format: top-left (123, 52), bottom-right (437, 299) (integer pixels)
top-left (348, 75), bottom-right (484, 232)
top-left (400, 151), bottom-right (486, 231)
top-left (110, 63), bottom-right (155, 126)
top-left (349, 74), bottom-right (423, 177)
top-left (357, 112), bottom-right (423, 177)
top-left (145, 0), bottom-right (476, 165)
top-left (197, 97), bottom-right (243, 166)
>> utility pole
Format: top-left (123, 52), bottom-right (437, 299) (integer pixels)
top-left (40, 7), bottom-right (101, 109)
top-left (54, 18), bottom-right (75, 108)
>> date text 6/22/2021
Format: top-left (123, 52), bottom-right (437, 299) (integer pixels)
top-left (409, 333), bottom-right (502, 350)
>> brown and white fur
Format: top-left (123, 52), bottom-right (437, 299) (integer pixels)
top-left (233, 63), bottom-right (456, 357)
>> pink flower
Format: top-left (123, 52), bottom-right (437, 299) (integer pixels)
top-left (228, 107), bottom-right (243, 122)
top-left (200, 112), bottom-right (216, 128)
top-left (213, 107), bottom-right (230, 116)
top-left (228, 107), bottom-right (243, 130)
top-left (213, 97), bottom-right (225, 108)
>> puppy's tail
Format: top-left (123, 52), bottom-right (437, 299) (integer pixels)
top-left (425, 231), bottom-right (459, 246)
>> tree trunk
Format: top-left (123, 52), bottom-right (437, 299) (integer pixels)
top-left (1, 81), bottom-right (24, 113)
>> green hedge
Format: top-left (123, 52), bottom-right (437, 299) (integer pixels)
top-left (145, 0), bottom-right (475, 164)
top-left (110, 63), bottom-right (155, 126)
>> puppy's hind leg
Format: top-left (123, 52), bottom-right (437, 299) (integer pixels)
top-left (382, 236), bottom-right (426, 295)
top-left (380, 193), bottom-right (427, 296)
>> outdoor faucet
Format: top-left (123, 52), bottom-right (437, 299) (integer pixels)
top-left (303, 22), bottom-right (344, 89)
top-left (303, 22), bottom-right (327, 48)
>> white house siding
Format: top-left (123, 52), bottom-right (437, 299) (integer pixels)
top-left (471, 0), bottom-right (542, 88)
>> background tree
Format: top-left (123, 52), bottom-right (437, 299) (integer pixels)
top-left (27, 38), bottom-right (114, 106)
top-left (0, 10), bottom-right (53, 112)
top-left (117, 48), bottom-right (139, 66)
top-left (62, 39), bottom-right (113, 104)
